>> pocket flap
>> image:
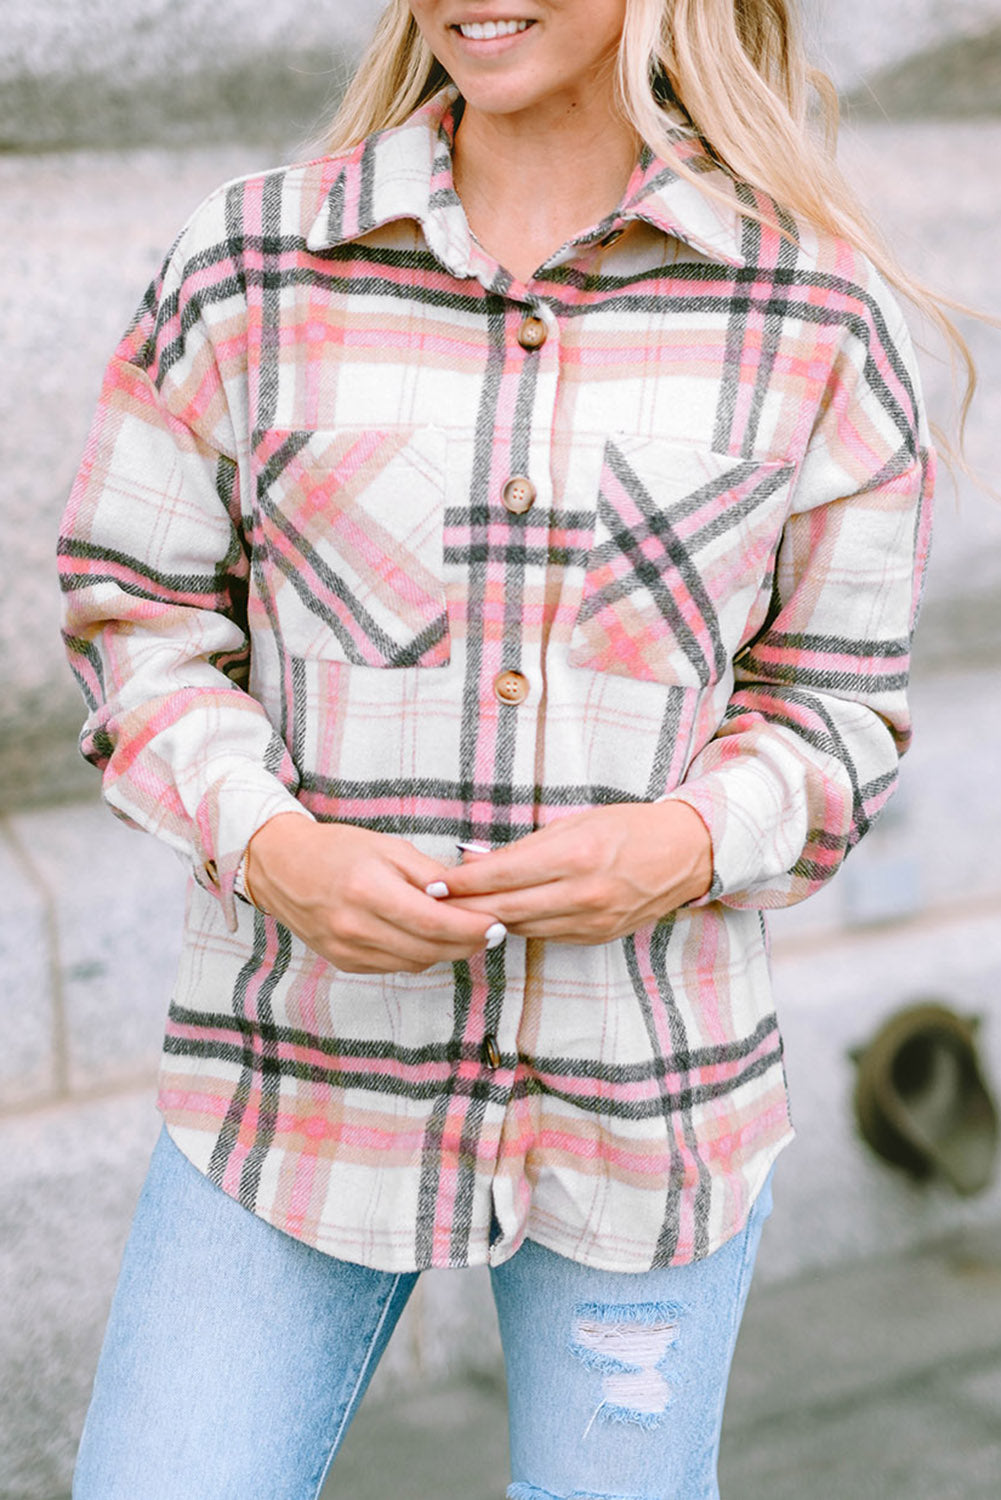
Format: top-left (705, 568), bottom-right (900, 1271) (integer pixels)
top-left (569, 437), bottom-right (795, 688)
top-left (253, 426), bottom-right (450, 668)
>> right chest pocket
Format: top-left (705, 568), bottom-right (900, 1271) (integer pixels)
top-left (568, 436), bottom-right (795, 689)
top-left (252, 426), bottom-right (450, 668)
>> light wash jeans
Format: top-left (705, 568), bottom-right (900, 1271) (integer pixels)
top-left (73, 1128), bottom-right (772, 1500)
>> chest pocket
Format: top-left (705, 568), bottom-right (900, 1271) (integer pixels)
top-left (253, 426), bottom-right (450, 668)
top-left (568, 437), bottom-right (795, 689)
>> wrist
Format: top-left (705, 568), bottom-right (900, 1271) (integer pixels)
top-left (650, 798), bottom-right (714, 905)
top-left (244, 812), bottom-right (317, 912)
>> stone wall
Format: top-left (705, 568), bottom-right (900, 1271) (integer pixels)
top-left (0, 0), bottom-right (373, 148)
top-left (802, 0), bottom-right (1001, 87)
top-left (2, 1), bottom-right (1001, 148)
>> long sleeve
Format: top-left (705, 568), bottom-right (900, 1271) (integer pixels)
top-left (667, 275), bottom-right (935, 910)
top-left (58, 205), bottom-right (313, 929)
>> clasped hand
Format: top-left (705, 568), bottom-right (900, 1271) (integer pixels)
top-left (244, 802), bottom-right (712, 975)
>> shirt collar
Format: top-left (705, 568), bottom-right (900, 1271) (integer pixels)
top-left (306, 86), bottom-right (748, 274)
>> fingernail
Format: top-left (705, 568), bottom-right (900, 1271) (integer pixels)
top-left (425, 881), bottom-right (450, 899)
top-left (484, 922), bottom-right (507, 949)
top-left (457, 841), bottom-right (492, 855)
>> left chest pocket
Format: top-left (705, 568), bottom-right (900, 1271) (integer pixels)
top-left (254, 425), bottom-right (450, 668)
top-left (568, 436), bottom-right (795, 689)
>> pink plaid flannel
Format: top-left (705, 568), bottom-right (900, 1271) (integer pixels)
top-left (59, 90), bottom-right (934, 1271)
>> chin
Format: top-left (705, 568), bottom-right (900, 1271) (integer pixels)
top-left (456, 83), bottom-right (542, 116)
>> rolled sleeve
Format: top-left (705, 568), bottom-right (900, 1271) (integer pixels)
top-left (58, 211), bottom-right (313, 930)
top-left (666, 284), bottom-right (935, 910)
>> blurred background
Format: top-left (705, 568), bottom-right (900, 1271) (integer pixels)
top-left (1, 2), bottom-right (1001, 1497)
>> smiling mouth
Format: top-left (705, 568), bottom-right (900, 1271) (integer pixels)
top-left (452, 19), bottom-right (536, 41)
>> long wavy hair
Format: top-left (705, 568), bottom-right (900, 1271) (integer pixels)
top-left (327, 0), bottom-right (975, 435)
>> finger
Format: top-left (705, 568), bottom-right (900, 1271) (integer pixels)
top-left (349, 913), bottom-right (506, 968)
top-left (317, 909), bottom-right (484, 970)
top-left (375, 880), bottom-right (502, 945)
top-left (441, 878), bottom-right (597, 927)
top-left (456, 841), bottom-right (493, 862)
top-left (440, 842), bottom-right (567, 898)
top-left (381, 894), bottom-right (498, 942)
top-left (428, 851), bottom-right (490, 897)
top-left (386, 841), bottom-right (459, 891)
top-left (502, 903), bottom-right (637, 942)
top-left (503, 901), bottom-right (668, 942)
top-left (502, 920), bottom-right (618, 944)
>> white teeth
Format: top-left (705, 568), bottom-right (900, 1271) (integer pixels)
top-left (457, 19), bottom-right (531, 41)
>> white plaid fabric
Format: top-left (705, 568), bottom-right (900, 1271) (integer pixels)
top-left (59, 90), bottom-right (934, 1271)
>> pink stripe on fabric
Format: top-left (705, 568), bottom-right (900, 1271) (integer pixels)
top-left (284, 1150), bottom-right (320, 1236)
top-left (158, 1088), bottom-right (235, 1121)
top-left (691, 909), bottom-right (730, 1049)
top-left (220, 1137), bottom-right (253, 1197)
top-left (533, 1129), bottom-right (679, 1177)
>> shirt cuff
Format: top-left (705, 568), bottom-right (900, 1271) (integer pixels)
top-left (192, 771), bottom-right (315, 929)
top-left (659, 760), bottom-right (807, 909)
top-left (233, 853), bottom-right (254, 906)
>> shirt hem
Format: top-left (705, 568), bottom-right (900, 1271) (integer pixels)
top-left (159, 1108), bottom-right (795, 1275)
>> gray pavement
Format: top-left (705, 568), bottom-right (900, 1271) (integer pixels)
top-left (319, 1225), bottom-right (1001, 1500)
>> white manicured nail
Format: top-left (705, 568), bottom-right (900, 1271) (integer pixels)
top-left (425, 881), bottom-right (450, 899)
top-left (484, 922), bottom-right (507, 949)
top-left (457, 840), bottom-right (492, 855)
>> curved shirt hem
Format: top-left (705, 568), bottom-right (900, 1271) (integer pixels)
top-left (499, 1129), bottom-right (795, 1273)
top-left (159, 1110), bottom-right (795, 1276)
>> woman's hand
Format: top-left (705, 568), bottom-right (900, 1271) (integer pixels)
top-left (437, 802), bottom-right (713, 945)
top-left (243, 815), bottom-right (504, 974)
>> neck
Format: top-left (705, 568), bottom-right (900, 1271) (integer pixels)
top-left (452, 89), bottom-right (639, 283)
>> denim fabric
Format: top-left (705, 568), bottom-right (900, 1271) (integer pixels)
top-left (74, 1128), bottom-right (772, 1500)
top-left (492, 1189), bottom-right (771, 1500)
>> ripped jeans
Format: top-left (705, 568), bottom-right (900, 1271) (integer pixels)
top-left (73, 1128), bottom-right (773, 1500)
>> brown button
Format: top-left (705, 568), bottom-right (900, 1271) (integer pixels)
top-left (518, 314), bottom-right (548, 350)
top-left (493, 670), bottom-right (529, 706)
top-left (502, 475), bottom-right (537, 515)
top-left (482, 1034), bottom-right (502, 1070)
top-left (203, 859), bottom-right (219, 886)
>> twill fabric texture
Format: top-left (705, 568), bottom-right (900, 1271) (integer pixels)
top-left (59, 88), bottom-right (934, 1273)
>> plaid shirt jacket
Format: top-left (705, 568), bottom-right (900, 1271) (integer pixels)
top-left (60, 90), bottom-right (934, 1272)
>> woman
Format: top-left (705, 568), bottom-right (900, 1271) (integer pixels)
top-left (60, 2), bottom-right (938, 1496)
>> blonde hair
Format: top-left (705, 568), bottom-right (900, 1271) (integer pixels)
top-left (328, 0), bottom-right (976, 440)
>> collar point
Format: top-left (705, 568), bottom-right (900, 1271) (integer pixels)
top-left (305, 224), bottom-right (332, 254)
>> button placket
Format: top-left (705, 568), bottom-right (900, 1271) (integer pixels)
top-left (470, 292), bottom-right (556, 1220)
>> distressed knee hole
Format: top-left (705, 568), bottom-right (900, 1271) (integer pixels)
top-left (569, 1301), bottom-right (681, 1432)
